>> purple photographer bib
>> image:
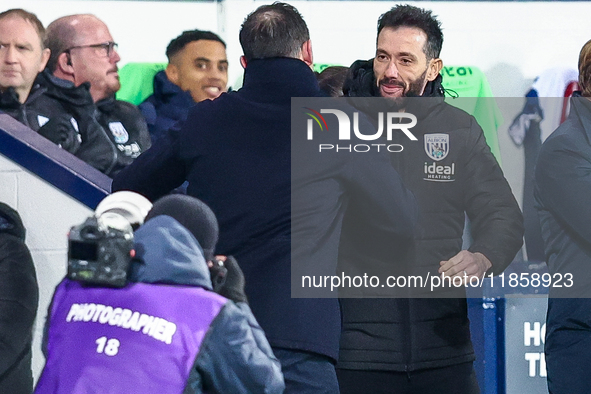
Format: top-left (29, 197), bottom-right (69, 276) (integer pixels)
top-left (35, 279), bottom-right (227, 394)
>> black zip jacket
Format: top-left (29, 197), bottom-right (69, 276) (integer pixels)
top-left (0, 83), bottom-right (83, 154)
top-left (0, 83), bottom-right (47, 129)
top-left (338, 60), bottom-right (524, 371)
top-left (0, 203), bottom-right (38, 394)
top-left (0, 71), bottom-right (151, 177)
top-left (96, 95), bottom-right (152, 174)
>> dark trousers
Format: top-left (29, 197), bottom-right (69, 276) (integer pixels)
top-left (546, 334), bottom-right (591, 394)
top-left (337, 362), bottom-right (480, 394)
top-left (272, 347), bottom-right (339, 394)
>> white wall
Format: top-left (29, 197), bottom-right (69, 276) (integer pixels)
top-left (5, 0), bottom-right (590, 96)
top-left (0, 154), bottom-right (92, 380)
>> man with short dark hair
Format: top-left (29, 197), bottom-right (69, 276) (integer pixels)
top-left (139, 30), bottom-right (228, 144)
top-left (113, 3), bottom-right (418, 392)
top-left (30, 14), bottom-right (151, 176)
top-left (238, 4), bottom-right (310, 61)
top-left (372, 5), bottom-right (443, 99)
top-left (337, 4), bottom-right (524, 394)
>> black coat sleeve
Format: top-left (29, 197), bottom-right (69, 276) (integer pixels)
top-left (185, 302), bottom-right (284, 394)
top-left (0, 234), bottom-right (38, 377)
top-left (535, 132), bottom-right (591, 242)
top-left (463, 117), bottom-right (524, 275)
top-left (111, 126), bottom-right (187, 201)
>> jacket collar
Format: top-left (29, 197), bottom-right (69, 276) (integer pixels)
top-left (0, 87), bottom-right (21, 109)
top-left (96, 95), bottom-right (118, 113)
top-left (343, 58), bottom-right (445, 99)
top-left (343, 58), bottom-right (445, 120)
top-left (152, 70), bottom-right (194, 107)
top-left (0, 81), bottom-right (47, 109)
top-left (37, 70), bottom-right (94, 106)
top-left (241, 57), bottom-right (321, 101)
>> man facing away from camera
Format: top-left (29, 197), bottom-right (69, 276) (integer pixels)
top-left (336, 5), bottom-right (523, 394)
top-left (113, 2), bottom-right (418, 392)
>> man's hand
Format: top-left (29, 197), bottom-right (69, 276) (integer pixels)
top-left (438, 251), bottom-right (492, 283)
top-left (208, 255), bottom-right (248, 304)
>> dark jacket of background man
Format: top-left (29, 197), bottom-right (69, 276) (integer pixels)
top-left (31, 72), bottom-right (151, 177)
top-left (535, 93), bottom-right (591, 394)
top-left (6, 69), bottom-right (151, 176)
top-left (139, 70), bottom-right (195, 145)
top-left (31, 14), bottom-right (151, 177)
top-left (0, 202), bottom-right (38, 394)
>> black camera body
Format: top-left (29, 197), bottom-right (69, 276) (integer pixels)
top-left (67, 214), bottom-right (134, 288)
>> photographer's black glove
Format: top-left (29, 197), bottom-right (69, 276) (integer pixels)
top-left (208, 258), bottom-right (227, 293)
top-left (211, 256), bottom-right (248, 304)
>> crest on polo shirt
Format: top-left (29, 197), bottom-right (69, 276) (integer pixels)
top-left (108, 122), bottom-right (129, 144)
top-left (424, 133), bottom-right (449, 161)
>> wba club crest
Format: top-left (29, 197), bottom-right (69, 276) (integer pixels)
top-left (109, 122), bottom-right (129, 144)
top-left (424, 133), bottom-right (449, 161)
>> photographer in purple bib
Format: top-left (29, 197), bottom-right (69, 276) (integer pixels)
top-left (35, 193), bottom-right (283, 394)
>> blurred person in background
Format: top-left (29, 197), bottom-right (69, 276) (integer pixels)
top-left (0, 8), bottom-right (50, 117)
top-left (0, 8), bottom-right (67, 141)
top-left (0, 202), bottom-right (38, 394)
top-left (316, 66), bottom-right (348, 97)
top-left (535, 39), bottom-right (591, 394)
top-left (139, 30), bottom-right (228, 145)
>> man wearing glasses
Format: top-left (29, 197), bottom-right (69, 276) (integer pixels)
top-left (33, 14), bottom-right (150, 176)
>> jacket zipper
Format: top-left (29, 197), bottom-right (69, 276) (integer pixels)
top-left (391, 129), bottom-right (414, 373)
top-left (92, 108), bottom-right (118, 175)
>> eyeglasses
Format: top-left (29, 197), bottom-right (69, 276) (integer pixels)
top-left (64, 42), bottom-right (118, 58)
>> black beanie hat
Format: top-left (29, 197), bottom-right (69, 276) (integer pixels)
top-left (145, 195), bottom-right (219, 260)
